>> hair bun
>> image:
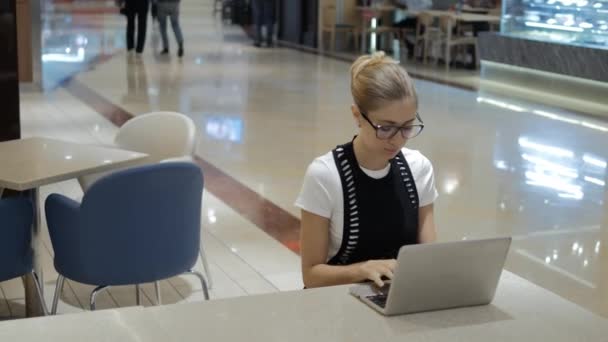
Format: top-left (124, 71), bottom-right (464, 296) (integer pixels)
top-left (349, 51), bottom-right (417, 113)
top-left (351, 51), bottom-right (399, 81)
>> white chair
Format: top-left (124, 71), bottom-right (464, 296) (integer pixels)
top-left (413, 12), bottom-right (440, 64)
top-left (358, 8), bottom-right (401, 53)
top-left (78, 111), bottom-right (197, 191)
top-left (321, 5), bottom-right (360, 52)
top-left (375, 10), bottom-right (402, 52)
top-left (436, 14), bottom-right (479, 70)
top-left (77, 111), bottom-right (214, 292)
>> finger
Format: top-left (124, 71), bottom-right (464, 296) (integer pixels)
top-left (383, 269), bottom-right (395, 280)
top-left (370, 272), bottom-right (384, 287)
top-left (376, 267), bottom-right (394, 281)
top-left (376, 266), bottom-right (391, 277)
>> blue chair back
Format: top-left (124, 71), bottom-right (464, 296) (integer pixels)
top-left (0, 198), bottom-right (34, 281)
top-left (53, 162), bottom-right (203, 285)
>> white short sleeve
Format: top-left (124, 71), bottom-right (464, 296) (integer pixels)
top-left (404, 149), bottom-right (439, 207)
top-left (295, 158), bottom-right (336, 219)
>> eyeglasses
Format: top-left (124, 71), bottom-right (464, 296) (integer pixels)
top-left (360, 112), bottom-right (425, 140)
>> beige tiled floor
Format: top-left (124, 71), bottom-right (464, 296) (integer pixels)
top-left (1, 89), bottom-right (299, 317)
top-left (2, 0), bottom-right (608, 321)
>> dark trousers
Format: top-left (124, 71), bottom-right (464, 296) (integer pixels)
top-left (471, 22), bottom-right (490, 36)
top-left (126, 0), bottom-right (149, 53)
top-left (251, 0), bottom-right (275, 44)
top-left (394, 17), bottom-right (418, 57)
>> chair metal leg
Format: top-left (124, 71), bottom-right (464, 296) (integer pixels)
top-left (90, 285), bottom-right (109, 311)
top-left (320, 31), bottom-right (326, 52)
top-left (474, 42), bottom-right (480, 69)
top-left (434, 41), bottom-right (441, 67)
top-left (199, 244), bottom-right (213, 289)
top-left (31, 271), bottom-right (49, 315)
top-left (135, 284), bottom-right (141, 306)
top-left (445, 43), bottom-right (451, 71)
top-left (184, 270), bottom-right (209, 300)
top-left (51, 275), bottom-right (65, 315)
top-left (154, 281), bottom-right (162, 305)
top-left (423, 36), bottom-right (429, 64)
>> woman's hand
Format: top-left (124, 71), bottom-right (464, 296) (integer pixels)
top-left (358, 259), bottom-right (397, 287)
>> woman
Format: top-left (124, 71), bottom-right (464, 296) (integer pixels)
top-left (154, 0), bottom-right (184, 57)
top-left (296, 52), bottom-right (438, 289)
top-left (251, 0), bottom-right (275, 47)
top-left (119, 0), bottom-right (150, 55)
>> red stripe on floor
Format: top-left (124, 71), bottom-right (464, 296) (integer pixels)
top-left (62, 78), bottom-right (302, 254)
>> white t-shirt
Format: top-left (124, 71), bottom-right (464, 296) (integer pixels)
top-left (295, 148), bottom-right (438, 261)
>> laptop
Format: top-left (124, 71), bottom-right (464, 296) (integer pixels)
top-left (349, 237), bottom-right (511, 316)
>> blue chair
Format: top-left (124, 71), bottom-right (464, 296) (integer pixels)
top-left (0, 197), bottom-right (48, 315)
top-left (45, 162), bottom-right (209, 313)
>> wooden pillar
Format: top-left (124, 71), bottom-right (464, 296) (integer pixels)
top-left (0, 0), bottom-right (21, 141)
top-left (16, 0), bottom-right (32, 82)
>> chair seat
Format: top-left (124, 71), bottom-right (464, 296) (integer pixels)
top-left (48, 162), bottom-right (204, 286)
top-left (335, 23), bottom-right (355, 29)
top-left (329, 27), bottom-right (359, 33)
top-left (325, 24), bottom-right (359, 33)
top-left (0, 198), bottom-right (47, 314)
top-left (448, 36), bottom-right (477, 46)
top-left (0, 198), bottom-right (34, 282)
top-left (415, 30), bottom-right (442, 44)
top-left (364, 26), bottom-right (399, 34)
top-left (47, 163), bottom-right (211, 314)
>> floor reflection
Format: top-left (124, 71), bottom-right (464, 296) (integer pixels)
top-left (42, 0), bottom-right (125, 89)
top-left (32, 0), bottom-right (608, 318)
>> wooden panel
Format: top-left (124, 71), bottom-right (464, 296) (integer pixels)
top-left (16, 0), bottom-right (32, 82)
top-left (343, 0), bottom-right (359, 26)
top-left (0, 0), bottom-right (21, 140)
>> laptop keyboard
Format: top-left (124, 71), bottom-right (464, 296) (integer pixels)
top-left (366, 293), bottom-right (388, 308)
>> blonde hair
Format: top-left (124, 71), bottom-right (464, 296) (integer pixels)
top-left (350, 52), bottom-right (418, 113)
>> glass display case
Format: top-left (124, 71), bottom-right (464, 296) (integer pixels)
top-left (500, 0), bottom-right (608, 48)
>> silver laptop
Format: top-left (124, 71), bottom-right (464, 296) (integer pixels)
top-left (349, 237), bottom-right (511, 316)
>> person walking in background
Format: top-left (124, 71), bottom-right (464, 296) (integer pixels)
top-left (392, 0), bottom-right (432, 58)
top-left (118, 0), bottom-right (150, 56)
top-left (251, 0), bottom-right (276, 47)
top-left (154, 0), bottom-right (185, 57)
top-left (151, 1), bottom-right (158, 23)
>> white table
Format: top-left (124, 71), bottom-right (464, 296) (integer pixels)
top-left (462, 6), bottom-right (492, 14)
top-left (1, 271), bottom-right (607, 341)
top-left (143, 271), bottom-right (608, 341)
top-left (354, 7), bottom-right (498, 53)
top-left (0, 307), bottom-right (161, 342)
top-left (0, 137), bottom-right (148, 317)
top-left (408, 9), bottom-right (500, 23)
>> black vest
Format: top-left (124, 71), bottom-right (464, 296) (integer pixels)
top-left (328, 142), bottom-right (419, 265)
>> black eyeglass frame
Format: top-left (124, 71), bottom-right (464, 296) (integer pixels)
top-left (360, 111), bottom-right (425, 140)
